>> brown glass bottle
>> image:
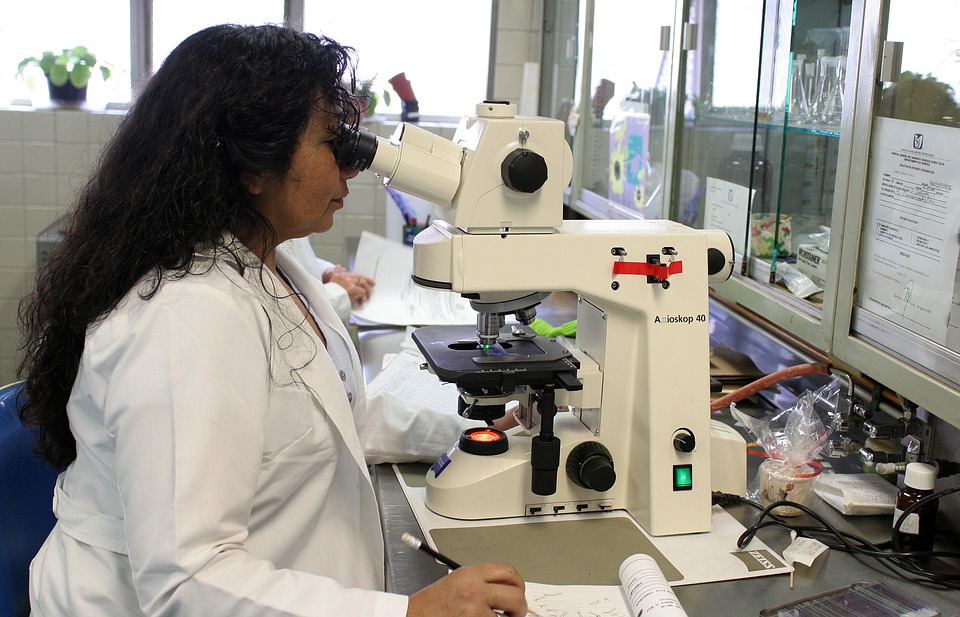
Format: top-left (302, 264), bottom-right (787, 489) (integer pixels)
top-left (891, 462), bottom-right (938, 558)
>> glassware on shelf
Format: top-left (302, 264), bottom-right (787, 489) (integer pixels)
top-left (819, 58), bottom-right (846, 126)
top-left (803, 61), bottom-right (818, 121)
top-left (790, 52), bottom-right (846, 128)
top-left (810, 49), bottom-right (829, 120)
top-left (790, 55), bottom-right (811, 122)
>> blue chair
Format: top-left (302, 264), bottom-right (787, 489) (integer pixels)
top-left (0, 382), bottom-right (59, 617)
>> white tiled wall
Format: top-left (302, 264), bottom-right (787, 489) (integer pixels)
top-left (0, 108), bottom-right (125, 385)
top-left (492, 0), bottom-right (544, 105)
top-left (0, 5), bottom-right (543, 385)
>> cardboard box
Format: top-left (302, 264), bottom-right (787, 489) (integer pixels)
top-left (796, 244), bottom-right (829, 288)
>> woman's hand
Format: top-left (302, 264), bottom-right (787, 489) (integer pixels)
top-left (406, 563), bottom-right (528, 617)
top-left (323, 266), bottom-right (375, 305)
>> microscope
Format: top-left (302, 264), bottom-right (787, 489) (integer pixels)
top-left (336, 101), bottom-right (735, 536)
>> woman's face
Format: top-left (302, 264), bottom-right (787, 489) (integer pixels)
top-left (247, 108), bottom-right (360, 245)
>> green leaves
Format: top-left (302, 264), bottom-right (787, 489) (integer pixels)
top-left (68, 64), bottom-right (91, 88)
top-left (17, 46), bottom-right (112, 89)
top-left (48, 63), bottom-right (69, 87)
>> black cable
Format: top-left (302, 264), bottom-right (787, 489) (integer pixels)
top-left (745, 500), bottom-right (959, 588)
top-left (715, 483), bottom-right (960, 590)
top-left (935, 458), bottom-right (960, 478)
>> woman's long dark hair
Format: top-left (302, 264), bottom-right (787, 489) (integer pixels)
top-left (18, 24), bottom-right (363, 468)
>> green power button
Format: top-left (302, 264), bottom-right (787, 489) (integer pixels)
top-left (673, 464), bottom-right (693, 491)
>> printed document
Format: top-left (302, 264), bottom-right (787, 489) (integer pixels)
top-left (525, 553), bottom-right (688, 616)
top-left (858, 117), bottom-right (960, 345)
top-left (351, 231), bottom-right (477, 326)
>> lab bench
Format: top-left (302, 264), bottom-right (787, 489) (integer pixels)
top-left (356, 294), bottom-right (959, 615)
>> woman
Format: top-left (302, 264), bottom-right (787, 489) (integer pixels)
top-left (18, 24), bottom-right (527, 617)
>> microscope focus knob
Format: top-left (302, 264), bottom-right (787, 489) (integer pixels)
top-left (566, 442), bottom-right (616, 492)
top-left (501, 149), bottom-right (548, 193)
top-left (672, 429), bottom-right (697, 453)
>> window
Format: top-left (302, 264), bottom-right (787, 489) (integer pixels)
top-left (3, 1), bottom-right (492, 116)
top-left (2, 1), bottom-right (131, 106)
top-left (151, 1), bottom-right (284, 73)
top-left (303, 1), bottom-right (492, 119)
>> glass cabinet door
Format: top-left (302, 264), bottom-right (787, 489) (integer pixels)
top-left (670, 0), bottom-right (768, 243)
top-left (672, 0), bottom-right (853, 349)
top-left (539, 0), bottom-right (581, 129)
top-left (569, 0), bottom-right (679, 220)
top-left (834, 0), bottom-right (960, 424)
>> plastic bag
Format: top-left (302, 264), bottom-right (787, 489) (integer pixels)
top-left (732, 378), bottom-right (842, 467)
top-left (776, 262), bottom-right (823, 299)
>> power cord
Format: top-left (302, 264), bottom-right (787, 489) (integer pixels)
top-left (712, 485), bottom-right (960, 590)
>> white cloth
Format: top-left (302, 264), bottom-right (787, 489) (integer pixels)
top-left (282, 237), bottom-right (351, 322)
top-left (29, 238), bottom-right (409, 617)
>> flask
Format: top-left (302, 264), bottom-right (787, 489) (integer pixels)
top-left (891, 462), bottom-right (938, 557)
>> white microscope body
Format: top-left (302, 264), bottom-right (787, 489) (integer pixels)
top-left (336, 101), bottom-right (734, 536)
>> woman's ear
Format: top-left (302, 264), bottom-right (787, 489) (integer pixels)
top-left (241, 172), bottom-right (265, 195)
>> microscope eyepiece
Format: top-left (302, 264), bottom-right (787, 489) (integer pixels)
top-left (334, 127), bottom-right (379, 171)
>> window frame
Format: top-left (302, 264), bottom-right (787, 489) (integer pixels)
top-left (129, 0), bottom-right (299, 91)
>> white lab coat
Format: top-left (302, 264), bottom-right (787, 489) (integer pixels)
top-left (29, 238), bottom-right (411, 616)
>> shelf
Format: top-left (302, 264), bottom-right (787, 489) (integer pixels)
top-left (693, 109), bottom-right (842, 137)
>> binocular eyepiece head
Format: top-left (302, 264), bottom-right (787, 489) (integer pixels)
top-left (334, 127), bottom-right (379, 171)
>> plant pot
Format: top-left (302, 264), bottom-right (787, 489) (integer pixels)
top-left (47, 81), bottom-right (87, 102)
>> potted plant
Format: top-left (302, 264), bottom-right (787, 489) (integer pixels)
top-left (17, 46), bottom-right (112, 103)
top-left (357, 76), bottom-right (392, 120)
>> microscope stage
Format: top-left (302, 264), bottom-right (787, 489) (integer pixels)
top-left (411, 325), bottom-right (581, 393)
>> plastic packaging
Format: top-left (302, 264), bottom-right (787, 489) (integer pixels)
top-left (775, 261), bottom-right (823, 299)
top-left (732, 378), bottom-right (841, 468)
top-left (732, 378), bottom-right (841, 514)
top-left (813, 472), bottom-right (899, 516)
top-left (892, 462), bottom-right (939, 556)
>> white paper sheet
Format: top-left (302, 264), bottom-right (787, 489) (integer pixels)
top-left (858, 117), bottom-right (960, 345)
top-left (351, 231), bottom-right (478, 326)
top-left (365, 346), bottom-right (458, 412)
top-left (524, 581), bottom-right (631, 617)
top-left (704, 176), bottom-right (754, 256)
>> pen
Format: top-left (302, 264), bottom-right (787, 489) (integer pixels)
top-left (401, 532), bottom-right (542, 616)
top-left (401, 532), bottom-right (461, 569)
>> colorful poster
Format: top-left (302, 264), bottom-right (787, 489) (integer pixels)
top-left (609, 111), bottom-right (650, 211)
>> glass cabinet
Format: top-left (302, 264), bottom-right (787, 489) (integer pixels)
top-left (560, 0), bottom-right (960, 425)
top-left (569, 0), bottom-right (680, 221)
top-left (670, 0), bottom-right (853, 351)
top-left (568, 0), bottom-right (855, 350)
top-left (832, 0), bottom-right (960, 427)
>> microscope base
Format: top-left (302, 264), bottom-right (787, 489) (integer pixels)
top-left (425, 417), bottom-right (747, 529)
top-left (425, 414), bottom-right (615, 520)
